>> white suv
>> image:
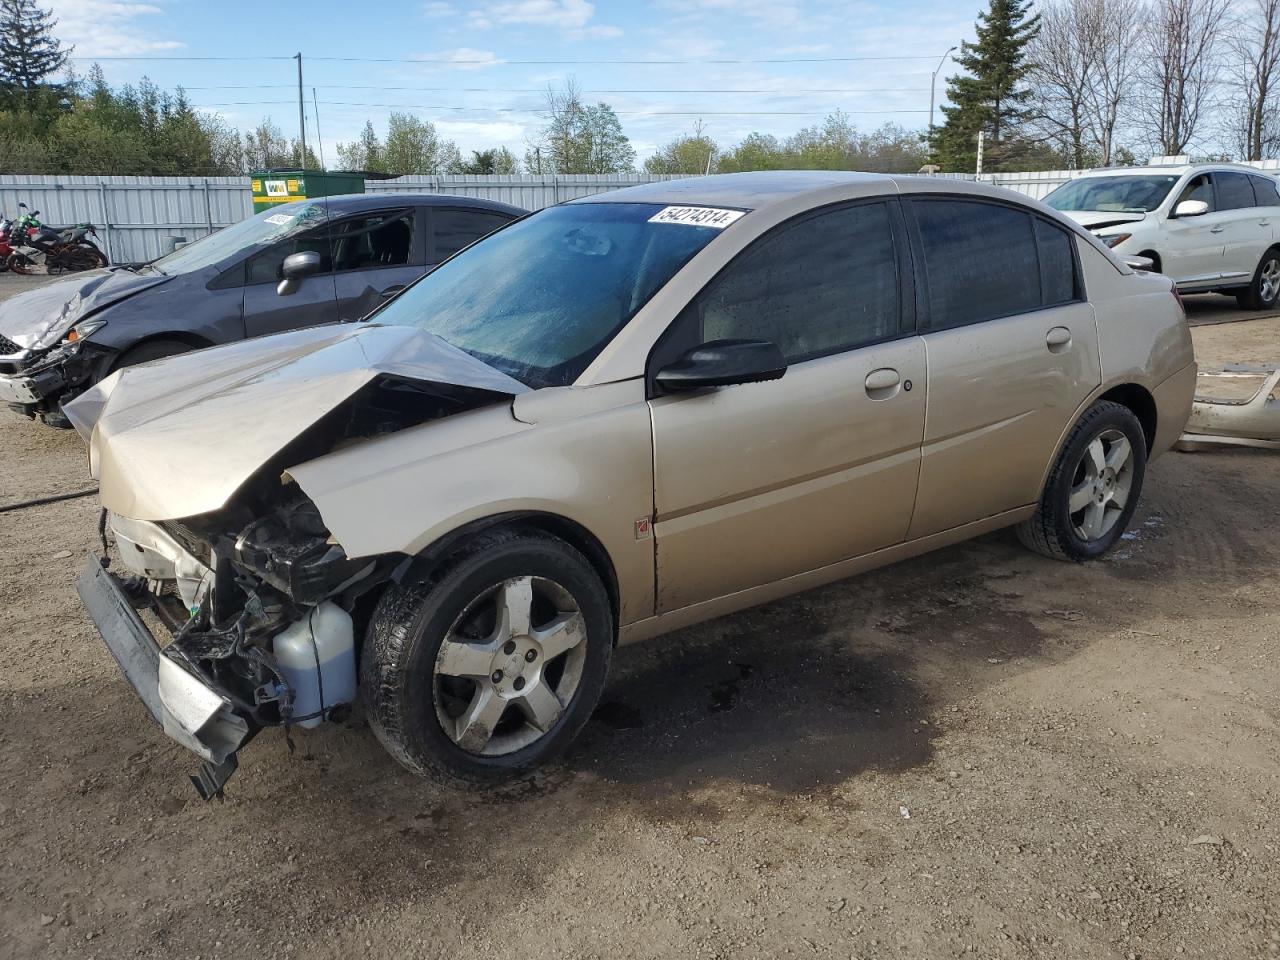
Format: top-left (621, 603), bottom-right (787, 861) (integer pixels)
top-left (1045, 163), bottom-right (1280, 309)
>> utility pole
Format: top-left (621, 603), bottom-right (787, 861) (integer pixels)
top-left (975, 130), bottom-right (985, 176)
top-left (295, 52), bottom-right (307, 167)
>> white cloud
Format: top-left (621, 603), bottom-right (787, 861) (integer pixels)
top-left (470, 0), bottom-right (595, 29)
top-left (568, 23), bottom-right (622, 39)
top-left (421, 1), bottom-right (454, 16)
top-left (413, 47), bottom-right (506, 71)
top-left (48, 0), bottom-right (183, 57)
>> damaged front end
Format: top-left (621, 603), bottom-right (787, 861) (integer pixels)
top-left (68, 323), bottom-right (529, 798)
top-left (82, 488), bottom-right (388, 799)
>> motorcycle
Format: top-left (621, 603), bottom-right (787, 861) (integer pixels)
top-left (0, 214), bottom-right (15, 272)
top-left (8, 202), bottom-right (108, 274)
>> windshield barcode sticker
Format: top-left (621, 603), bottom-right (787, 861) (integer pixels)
top-left (264, 214), bottom-right (293, 225)
top-left (648, 206), bottom-right (745, 228)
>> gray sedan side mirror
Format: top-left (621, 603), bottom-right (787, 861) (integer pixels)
top-left (655, 339), bottom-right (787, 392)
top-left (277, 250), bottom-right (322, 296)
top-left (1173, 199), bottom-right (1209, 218)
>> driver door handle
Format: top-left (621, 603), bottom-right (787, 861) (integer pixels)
top-left (1210, 225), bottom-right (1225, 233)
top-left (865, 367), bottom-right (901, 399)
top-left (380, 283), bottom-right (406, 297)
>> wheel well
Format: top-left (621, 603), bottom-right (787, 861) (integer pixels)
top-left (110, 332), bottom-right (215, 370)
top-left (1099, 383), bottom-right (1157, 451)
top-left (1137, 249), bottom-right (1161, 273)
top-left (398, 512), bottom-right (622, 635)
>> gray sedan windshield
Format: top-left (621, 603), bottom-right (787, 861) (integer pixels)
top-left (148, 201), bottom-right (330, 275)
top-left (1045, 175), bottom-right (1180, 213)
top-left (369, 202), bottom-right (730, 388)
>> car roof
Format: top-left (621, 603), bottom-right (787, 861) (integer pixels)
top-left (570, 171), bottom-right (898, 211)
top-left (309, 192), bottom-right (527, 215)
top-left (1069, 163), bottom-right (1275, 179)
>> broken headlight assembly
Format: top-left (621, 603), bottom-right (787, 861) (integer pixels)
top-left (231, 494), bottom-right (373, 606)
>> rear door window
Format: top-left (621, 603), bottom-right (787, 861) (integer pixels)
top-left (431, 208), bottom-right (515, 262)
top-left (910, 199), bottom-right (1042, 330)
top-left (1216, 172), bottom-right (1256, 211)
top-left (329, 210), bottom-right (416, 272)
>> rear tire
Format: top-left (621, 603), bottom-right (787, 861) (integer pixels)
top-left (1017, 401), bottom-right (1147, 562)
top-left (1236, 249), bottom-right (1280, 310)
top-left (361, 529), bottom-right (614, 783)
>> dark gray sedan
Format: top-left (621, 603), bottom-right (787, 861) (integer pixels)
top-left (0, 193), bottom-right (524, 425)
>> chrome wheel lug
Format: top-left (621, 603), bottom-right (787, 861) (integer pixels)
top-left (525, 649), bottom-right (537, 662)
top-left (491, 670), bottom-right (503, 684)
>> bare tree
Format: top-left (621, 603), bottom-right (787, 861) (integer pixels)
top-left (1138, 0), bottom-right (1229, 156)
top-left (1228, 0), bottom-right (1280, 160)
top-left (1027, 0), bottom-right (1094, 167)
top-left (1027, 0), bottom-right (1144, 167)
top-left (1081, 0), bottom-right (1142, 165)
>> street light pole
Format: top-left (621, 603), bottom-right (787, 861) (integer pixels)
top-left (929, 45), bottom-right (958, 134)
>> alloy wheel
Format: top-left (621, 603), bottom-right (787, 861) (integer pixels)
top-left (432, 575), bottom-right (588, 757)
top-left (1068, 428), bottom-right (1135, 542)
top-left (1260, 257), bottom-right (1280, 303)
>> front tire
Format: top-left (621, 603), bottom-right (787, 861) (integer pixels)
top-left (1236, 249), bottom-right (1280, 310)
top-left (361, 529), bottom-right (614, 783)
top-left (1017, 401), bottom-right (1147, 562)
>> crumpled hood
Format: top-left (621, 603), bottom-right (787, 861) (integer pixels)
top-left (0, 268), bottom-right (171, 350)
top-left (64, 322), bottom-right (529, 521)
top-left (1058, 210), bottom-right (1148, 231)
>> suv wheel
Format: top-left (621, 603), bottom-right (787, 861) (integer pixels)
top-left (361, 529), bottom-right (613, 783)
top-left (1236, 249), bottom-right (1280, 310)
top-left (1017, 400), bottom-right (1147, 562)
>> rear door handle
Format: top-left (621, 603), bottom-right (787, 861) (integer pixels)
top-left (1210, 225), bottom-right (1225, 233)
top-left (1046, 326), bottom-right (1072, 352)
top-left (865, 367), bottom-right (901, 399)
top-left (380, 283), bottom-right (406, 297)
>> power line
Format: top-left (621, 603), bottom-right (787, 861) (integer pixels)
top-left (71, 53), bottom-right (949, 65)
top-left (183, 84), bottom-right (933, 94)
top-left (193, 100), bottom-right (930, 115)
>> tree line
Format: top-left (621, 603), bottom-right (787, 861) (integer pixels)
top-left (4, 0), bottom-right (1280, 179)
top-left (931, 0), bottom-right (1280, 172)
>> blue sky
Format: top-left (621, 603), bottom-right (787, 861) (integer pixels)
top-left (48, 0), bottom-right (979, 164)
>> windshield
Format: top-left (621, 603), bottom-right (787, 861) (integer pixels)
top-left (147, 201), bottom-right (331, 275)
top-left (1044, 175), bottom-right (1180, 213)
top-left (369, 202), bottom-right (730, 387)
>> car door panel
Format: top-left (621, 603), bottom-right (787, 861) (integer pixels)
top-left (1162, 174), bottom-right (1225, 284)
top-left (1214, 171), bottom-right (1263, 282)
top-left (651, 339), bottom-right (926, 612)
top-left (242, 273), bottom-right (338, 337)
top-left (908, 302), bottom-right (1101, 539)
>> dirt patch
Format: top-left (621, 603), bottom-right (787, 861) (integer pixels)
top-left (1, 292), bottom-right (1278, 960)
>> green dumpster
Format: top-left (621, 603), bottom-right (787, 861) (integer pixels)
top-left (250, 169), bottom-right (364, 212)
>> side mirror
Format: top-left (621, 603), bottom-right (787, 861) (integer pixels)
top-left (655, 339), bottom-right (787, 392)
top-left (277, 250), bottom-right (321, 296)
top-left (1173, 199), bottom-right (1209, 218)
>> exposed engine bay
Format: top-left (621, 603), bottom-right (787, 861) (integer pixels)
top-left (76, 344), bottom-right (525, 799)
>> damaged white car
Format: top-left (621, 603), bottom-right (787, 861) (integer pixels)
top-left (69, 172), bottom-right (1196, 798)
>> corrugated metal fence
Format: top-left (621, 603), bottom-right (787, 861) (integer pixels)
top-left (5, 165), bottom-right (1280, 262)
top-left (0, 173), bottom-right (688, 263)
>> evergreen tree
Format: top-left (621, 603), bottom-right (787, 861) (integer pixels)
top-left (930, 0), bottom-right (1040, 171)
top-left (0, 0), bottom-right (70, 112)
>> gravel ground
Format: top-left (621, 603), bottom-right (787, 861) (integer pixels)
top-left (1, 275), bottom-right (1278, 960)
